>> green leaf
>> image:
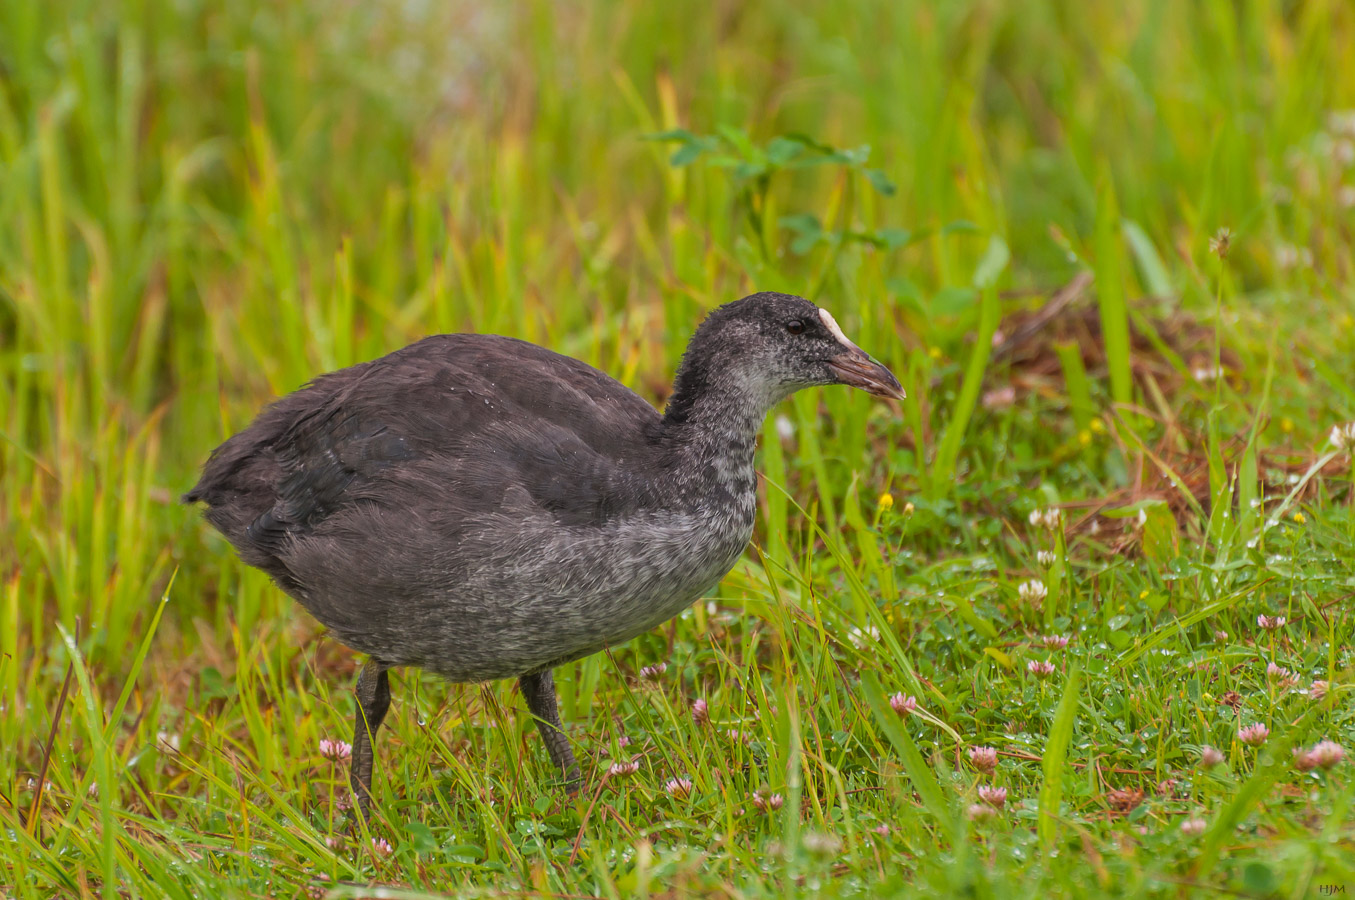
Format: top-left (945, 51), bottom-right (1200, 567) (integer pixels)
top-left (669, 142), bottom-right (704, 167)
top-left (864, 167), bottom-right (896, 196)
top-left (778, 132), bottom-right (836, 153)
top-left (950, 592), bottom-right (998, 640)
top-left (876, 227), bottom-right (914, 250)
top-left (716, 124), bottom-right (755, 156)
top-left (779, 213), bottom-right (822, 235)
top-left (1240, 862), bottom-right (1275, 896)
top-left (796, 150), bottom-right (852, 167)
top-left (643, 128), bottom-right (696, 143)
top-left (406, 822), bottom-right (438, 854)
top-left (982, 646), bottom-right (1014, 670)
top-left (732, 160), bottom-right (768, 180)
top-left (765, 136), bottom-right (804, 165)
top-left (841, 144), bottom-right (871, 165)
top-left (704, 153), bottom-right (742, 168)
top-left (939, 219), bottom-right (980, 236)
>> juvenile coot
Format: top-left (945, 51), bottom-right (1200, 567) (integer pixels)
top-left (185, 292), bottom-right (903, 814)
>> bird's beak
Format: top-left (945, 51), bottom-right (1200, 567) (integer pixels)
top-left (817, 307), bottom-right (906, 400)
top-left (828, 348), bottom-right (907, 400)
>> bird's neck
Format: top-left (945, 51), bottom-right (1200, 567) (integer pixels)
top-left (659, 357), bottom-right (784, 506)
top-left (666, 401), bottom-right (763, 485)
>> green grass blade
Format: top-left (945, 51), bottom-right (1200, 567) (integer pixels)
top-left (861, 671), bottom-right (953, 828)
top-left (1094, 179), bottom-right (1132, 411)
top-left (1038, 664), bottom-right (1082, 851)
top-left (930, 234), bottom-right (1006, 496)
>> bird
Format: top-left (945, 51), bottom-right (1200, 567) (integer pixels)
top-left (184, 291), bottom-right (903, 817)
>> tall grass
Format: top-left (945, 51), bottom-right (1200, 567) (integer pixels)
top-left (3, 0), bottom-right (1355, 896)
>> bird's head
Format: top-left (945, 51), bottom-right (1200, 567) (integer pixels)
top-left (664, 292), bottom-right (904, 426)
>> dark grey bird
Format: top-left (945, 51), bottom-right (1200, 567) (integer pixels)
top-left (185, 292), bottom-right (903, 816)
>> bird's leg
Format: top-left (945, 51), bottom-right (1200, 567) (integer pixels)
top-left (350, 661), bottom-right (391, 822)
top-left (519, 669), bottom-right (582, 792)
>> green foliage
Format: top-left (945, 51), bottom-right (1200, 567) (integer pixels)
top-left (3, 0), bottom-right (1355, 897)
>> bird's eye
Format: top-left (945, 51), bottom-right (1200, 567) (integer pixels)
top-left (787, 320), bottom-right (805, 335)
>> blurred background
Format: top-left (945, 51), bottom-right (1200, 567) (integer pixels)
top-left (3, 0), bottom-right (1355, 893)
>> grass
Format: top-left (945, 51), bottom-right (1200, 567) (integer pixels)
top-left (3, 0), bottom-right (1355, 896)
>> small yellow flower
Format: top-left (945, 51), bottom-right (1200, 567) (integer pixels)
top-left (1280, 417), bottom-right (1294, 433)
top-left (1078, 430), bottom-right (1092, 446)
top-left (1139, 589), bottom-right (1149, 600)
top-left (1089, 419), bottom-right (1106, 434)
top-left (878, 492), bottom-right (894, 511)
top-left (1293, 512), bottom-right (1306, 524)
top-left (929, 346), bottom-right (943, 360)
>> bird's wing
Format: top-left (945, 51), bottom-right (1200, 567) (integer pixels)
top-left (189, 333), bottom-right (664, 570)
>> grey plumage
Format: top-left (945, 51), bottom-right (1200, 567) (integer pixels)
top-left (185, 291), bottom-right (903, 813)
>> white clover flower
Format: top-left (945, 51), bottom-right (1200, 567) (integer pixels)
top-left (1036, 550), bottom-right (1057, 568)
top-left (802, 831), bottom-right (843, 856)
top-left (968, 746), bottom-right (998, 773)
top-left (607, 759), bottom-right (640, 778)
top-left (1028, 508), bottom-right (1062, 531)
top-left (966, 803), bottom-right (998, 821)
top-left (977, 785), bottom-right (1007, 808)
top-left (691, 698), bottom-right (709, 725)
top-left (319, 738), bottom-right (352, 761)
top-left (848, 624), bottom-right (881, 649)
top-left (1275, 244), bottom-right (1313, 269)
top-left (664, 777), bottom-right (693, 799)
top-left (1017, 580), bottom-right (1048, 604)
top-left (1329, 422), bottom-right (1355, 454)
top-left (1328, 110), bottom-right (1355, 137)
top-left (1309, 740), bottom-right (1346, 770)
top-left (1191, 366), bottom-right (1224, 383)
top-left (889, 693), bottom-right (918, 715)
top-left (1027, 660), bottom-right (1056, 678)
top-left (1335, 140), bottom-right (1355, 167)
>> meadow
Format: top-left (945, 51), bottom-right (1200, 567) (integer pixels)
top-left (3, 0), bottom-right (1355, 896)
